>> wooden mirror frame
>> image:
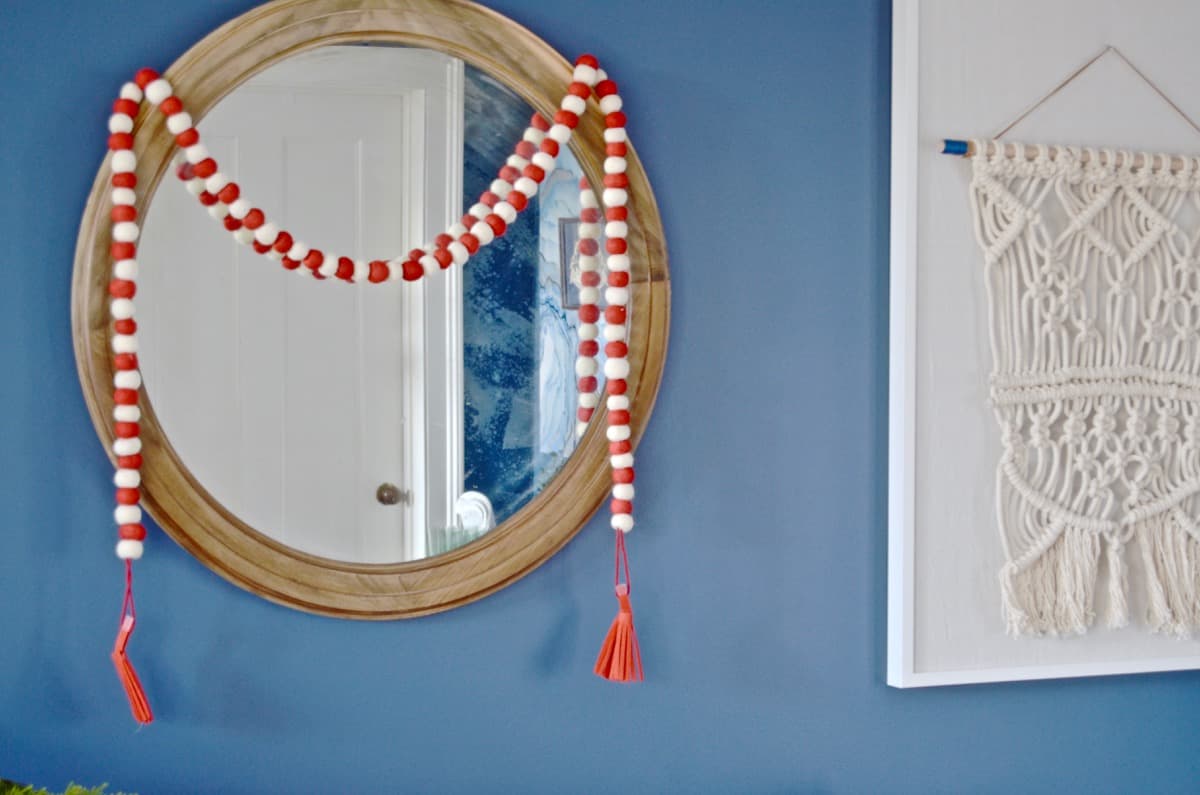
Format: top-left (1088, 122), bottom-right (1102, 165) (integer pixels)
top-left (71, 0), bottom-right (670, 619)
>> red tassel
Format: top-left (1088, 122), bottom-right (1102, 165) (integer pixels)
top-left (112, 561), bottom-right (153, 724)
top-left (594, 532), bottom-right (643, 682)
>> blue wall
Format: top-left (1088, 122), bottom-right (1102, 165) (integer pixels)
top-left (2, 1), bottom-right (1198, 792)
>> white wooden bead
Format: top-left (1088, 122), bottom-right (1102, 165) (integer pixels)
top-left (115, 505), bottom-right (142, 525)
top-left (113, 405), bottom-right (141, 423)
top-left (608, 395), bottom-right (630, 410)
top-left (112, 188), bottom-right (136, 206)
top-left (548, 124), bottom-right (572, 144)
top-left (184, 143), bottom-right (209, 165)
top-left (469, 203), bottom-right (491, 219)
top-left (114, 259), bottom-right (138, 281)
top-left (111, 151), bottom-right (137, 173)
top-left (522, 128), bottom-right (546, 144)
top-left (579, 287), bottom-right (599, 305)
top-left (575, 358), bottom-right (597, 377)
top-left (611, 453), bottom-right (634, 469)
top-left (605, 359), bottom-right (631, 379)
top-left (227, 199), bottom-right (250, 219)
top-left (494, 202), bottom-right (517, 224)
top-left (607, 254), bottom-right (631, 271)
top-left (573, 64), bottom-right (598, 85)
top-left (603, 128), bottom-right (627, 144)
top-left (205, 172), bottom-right (230, 194)
top-left (578, 323), bottom-right (598, 340)
top-left (287, 241), bottom-right (310, 261)
top-left (317, 256), bottom-right (337, 277)
top-left (234, 228), bottom-right (255, 245)
top-left (348, 259), bottom-right (365, 282)
top-left (114, 468), bottom-right (141, 488)
top-left (166, 112), bottom-right (193, 135)
top-left (112, 334), bottom-right (138, 354)
top-left (112, 222), bottom-right (140, 242)
top-left (111, 298), bottom-right (135, 319)
top-left (603, 188), bottom-right (628, 207)
top-left (532, 152), bottom-right (555, 172)
top-left (144, 78), bottom-right (172, 105)
top-left (253, 222), bottom-right (279, 245)
top-left (208, 204), bottom-right (229, 220)
top-left (605, 221), bottom-right (628, 238)
top-left (606, 287), bottom-right (630, 306)
top-left (611, 514), bottom-right (634, 533)
top-left (604, 157), bottom-right (627, 174)
top-left (606, 424), bottom-right (631, 442)
top-left (576, 420), bottom-right (590, 437)
top-left (116, 540), bottom-right (144, 560)
top-left (419, 255), bottom-right (439, 275)
top-left (113, 437), bottom-right (142, 456)
top-left (186, 178), bottom-right (206, 196)
top-left (490, 179), bottom-right (513, 197)
top-left (470, 221), bottom-right (495, 246)
top-left (579, 392), bottom-right (600, 408)
top-left (514, 177), bottom-right (538, 198)
top-left (580, 189), bottom-right (599, 208)
top-left (506, 154), bottom-right (529, 170)
top-left (266, 249), bottom-right (284, 262)
top-left (604, 324), bottom-right (628, 341)
top-left (561, 94), bottom-right (586, 115)
top-left (579, 223), bottom-right (601, 239)
top-left (613, 484), bottom-right (634, 501)
top-left (448, 221), bottom-right (468, 237)
top-left (448, 241), bottom-right (469, 266)
top-left (599, 94), bottom-right (623, 115)
top-left (595, 68), bottom-right (608, 82)
top-left (114, 370), bottom-right (141, 390)
top-left (579, 254), bottom-right (600, 270)
top-left (119, 82), bottom-right (143, 102)
top-left (387, 258), bottom-right (405, 281)
top-left (108, 114), bottom-right (133, 134)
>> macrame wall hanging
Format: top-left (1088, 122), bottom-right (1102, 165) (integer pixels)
top-left (103, 54), bottom-right (643, 723)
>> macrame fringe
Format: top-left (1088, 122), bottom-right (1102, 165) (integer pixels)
top-left (112, 561), bottom-right (153, 724)
top-left (1137, 512), bottom-right (1200, 638)
top-left (1000, 526), bottom-right (1101, 636)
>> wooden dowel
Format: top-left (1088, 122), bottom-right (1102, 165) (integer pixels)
top-left (942, 138), bottom-right (1196, 173)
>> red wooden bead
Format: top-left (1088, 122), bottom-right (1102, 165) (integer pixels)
top-left (460, 214), bottom-right (477, 229)
top-left (109, 279), bottom-right (136, 299)
top-left (481, 191), bottom-right (500, 207)
top-left (578, 376), bottom-right (598, 392)
top-left (578, 239), bottom-right (599, 256)
top-left (272, 231), bottom-right (293, 253)
top-left (579, 305), bottom-right (600, 323)
top-left (606, 142), bottom-right (628, 157)
top-left (368, 260), bottom-right (389, 283)
top-left (435, 233), bottom-right (453, 248)
top-left (608, 409), bottom-right (631, 426)
top-left (281, 257), bottom-right (301, 271)
top-left (175, 129), bottom-right (199, 147)
top-left (434, 249), bottom-right (453, 269)
top-left (112, 173), bottom-right (137, 188)
top-left (605, 341), bottom-right (628, 358)
top-left (611, 499), bottom-right (633, 515)
top-left (605, 305), bottom-right (627, 324)
top-left (568, 81), bottom-right (591, 98)
top-left (159, 96), bottom-right (182, 115)
top-left (193, 158), bottom-right (217, 179)
top-left (460, 233), bottom-right (480, 254)
top-left (580, 208), bottom-right (601, 223)
top-left (116, 487), bottom-right (140, 504)
top-left (581, 271), bottom-right (601, 287)
top-left (606, 206), bottom-right (628, 221)
top-left (612, 467), bottom-right (636, 484)
top-left (606, 378), bottom-right (628, 396)
top-left (531, 113), bottom-right (551, 131)
top-left (243, 209), bottom-right (264, 230)
top-left (578, 407), bottom-right (595, 421)
top-left (575, 54), bottom-right (599, 68)
top-left (217, 183), bottom-right (240, 204)
top-left (579, 176), bottom-right (591, 189)
top-left (111, 242), bottom-right (136, 260)
top-left (603, 173), bottom-right (629, 189)
top-left (114, 389), bottom-right (139, 405)
top-left (523, 164), bottom-right (545, 183)
top-left (252, 241), bottom-right (272, 255)
top-left (108, 133), bottom-right (133, 151)
top-left (516, 140), bottom-right (536, 159)
top-left (115, 422), bottom-right (140, 439)
top-left (402, 259), bottom-right (423, 281)
top-left (111, 205), bottom-right (137, 223)
top-left (499, 165), bottom-right (521, 183)
top-left (311, 271), bottom-right (326, 280)
top-left (595, 79), bottom-right (618, 97)
top-left (606, 238), bottom-right (628, 255)
top-left (336, 257), bottom-right (355, 280)
top-left (175, 162), bottom-right (195, 181)
top-left (605, 111), bottom-right (627, 128)
top-left (113, 319), bottom-right (137, 335)
top-left (117, 454), bottom-right (143, 469)
top-left (114, 99), bottom-right (139, 117)
top-left (114, 353), bottom-right (138, 371)
top-left (553, 109), bottom-right (579, 129)
top-left (118, 524), bottom-right (147, 541)
top-left (609, 440), bottom-right (632, 455)
top-left (223, 216), bottom-right (242, 231)
top-left (303, 250), bottom-right (324, 271)
top-left (198, 191), bottom-right (218, 207)
top-left (408, 248), bottom-right (425, 262)
top-left (608, 271), bottom-right (630, 287)
top-left (485, 214), bottom-right (506, 236)
top-left (134, 68), bottom-right (159, 89)
top-left (579, 340), bottom-right (599, 356)
top-left (539, 138), bottom-right (559, 157)
top-left (507, 191), bottom-right (528, 211)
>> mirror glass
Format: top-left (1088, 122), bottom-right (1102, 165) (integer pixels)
top-left (137, 44), bottom-right (605, 564)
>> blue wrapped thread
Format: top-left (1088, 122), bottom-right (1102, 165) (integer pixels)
top-left (942, 139), bottom-right (970, 156)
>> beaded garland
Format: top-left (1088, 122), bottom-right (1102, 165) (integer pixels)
top-left (103, 54), bottom-right (643, 720)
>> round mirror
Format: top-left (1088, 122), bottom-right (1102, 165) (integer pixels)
top-left (72, 0), bottom-right (669, 617)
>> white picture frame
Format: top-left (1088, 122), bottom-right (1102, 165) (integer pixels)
top-left (887, 0), bottom-right (1200, 687)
